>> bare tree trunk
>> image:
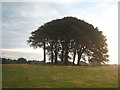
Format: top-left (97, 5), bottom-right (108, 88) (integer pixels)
top-left (43, 41), bottom-right (46, 64)
top-left (61, 49), bottom-right (64, 61)
top-left (77, 46), bottom-right (82, 65)
top-left (77, 51), bottom-right (82, 65)
top-left (64, 45), bottom-right (69, 65)
top-left (51, 42), bottom-right (54, 64)
top-left (61, 43), bottom-right (64, 62)
top-left (54, 43), bottom-right (58, 64)
top-left (77, 46), bottom-right (86, 65)
top-left (73, 50), bottom-right (76, 64)
top-left (54, 51), bottom-right (58, 64)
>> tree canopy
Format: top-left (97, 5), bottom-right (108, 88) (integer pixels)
top-left (27, 17), bottom-right (109, 65)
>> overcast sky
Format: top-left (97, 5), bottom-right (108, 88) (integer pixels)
top-left (1, 0), bottom-right (119, 64)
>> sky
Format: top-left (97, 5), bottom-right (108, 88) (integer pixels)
top-left (0, 0), bottom-right (119, 64)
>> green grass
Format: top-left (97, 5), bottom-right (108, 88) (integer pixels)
top-left (2, 64), bottom-right (118, 88)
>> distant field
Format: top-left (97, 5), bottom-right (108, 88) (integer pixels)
top-left (2, 64), bottom-right (118, 88)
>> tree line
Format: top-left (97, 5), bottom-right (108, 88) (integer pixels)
top-left (27, 17), bottom-right (109, 65)
top-left (1, 57), bottom-right (88, 65)
top-left (1, 57), bottom-right (44, 64)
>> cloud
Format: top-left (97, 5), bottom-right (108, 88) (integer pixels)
top-left (1, 48), bottom-right (42, 53)
top-left (1, 48), bottom-right (43, 60)
top-left (2, 52), bottom-right (43, 60)
top-left (2, 2), bottom-right (71, 49)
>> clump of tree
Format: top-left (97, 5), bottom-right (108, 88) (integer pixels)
top-left (28, 17), bottom-right (109, 65)
top-left (17, 58), bottom-right (27, 64)
top-left (1, 58), bottom-right (17, 64)
top-left (1, 57), bottom-right (43, 64)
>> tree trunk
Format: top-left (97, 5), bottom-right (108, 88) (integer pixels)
top-left (61, 50), bottom-right (64, 61)
top-left (77, 47), bottom-right (86, 65)
top-left (77, 51), bottom-right (82, 65)
top-left (64, 44), bottom-right (69, 65)
top-left (73, 49), bottom-right (76, 64)
top-left (77, 50), bottom-right (80, 65)
top-left (61, 43), bottom-right (64, 61)
top-left (51, 42), bottom-right (54, 64)
top-left (51, 52), bottom-right (54, 64)
top-left (54, 43), bottom-right (58, 64)
top-left (43, 41), bottom-right (46, 64)
top-left (54, 51), bottom-right (58, 64)
top-left (77, 46), bottom-right (82, 65)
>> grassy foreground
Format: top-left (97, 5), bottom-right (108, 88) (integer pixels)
top-left (2, 64), bottom-right (118, 88)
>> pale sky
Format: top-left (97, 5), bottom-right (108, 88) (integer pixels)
top-left (0, 0), bottom-right (119, 64)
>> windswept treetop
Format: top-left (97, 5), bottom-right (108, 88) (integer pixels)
top-left (28, 17), bottom-right (109, 65)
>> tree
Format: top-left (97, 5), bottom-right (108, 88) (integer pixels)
top-left (28, 17), bottom-right (109, 65)
top-left (17, 58), bottom-right (27, 64)
top-left (28, 27), bottom-right (47, 63)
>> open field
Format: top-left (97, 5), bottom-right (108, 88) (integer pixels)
top-left (2, 64), bottom-right (118, 88)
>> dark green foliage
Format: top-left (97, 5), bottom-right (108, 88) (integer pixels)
top-left (27, 16), bottom-right (109, 65)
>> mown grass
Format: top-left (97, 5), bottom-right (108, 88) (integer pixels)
top-left (2, 64), bottom-right (118, 88)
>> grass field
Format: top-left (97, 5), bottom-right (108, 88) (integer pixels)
top-left (2, 64), bottom-right (118, 88)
